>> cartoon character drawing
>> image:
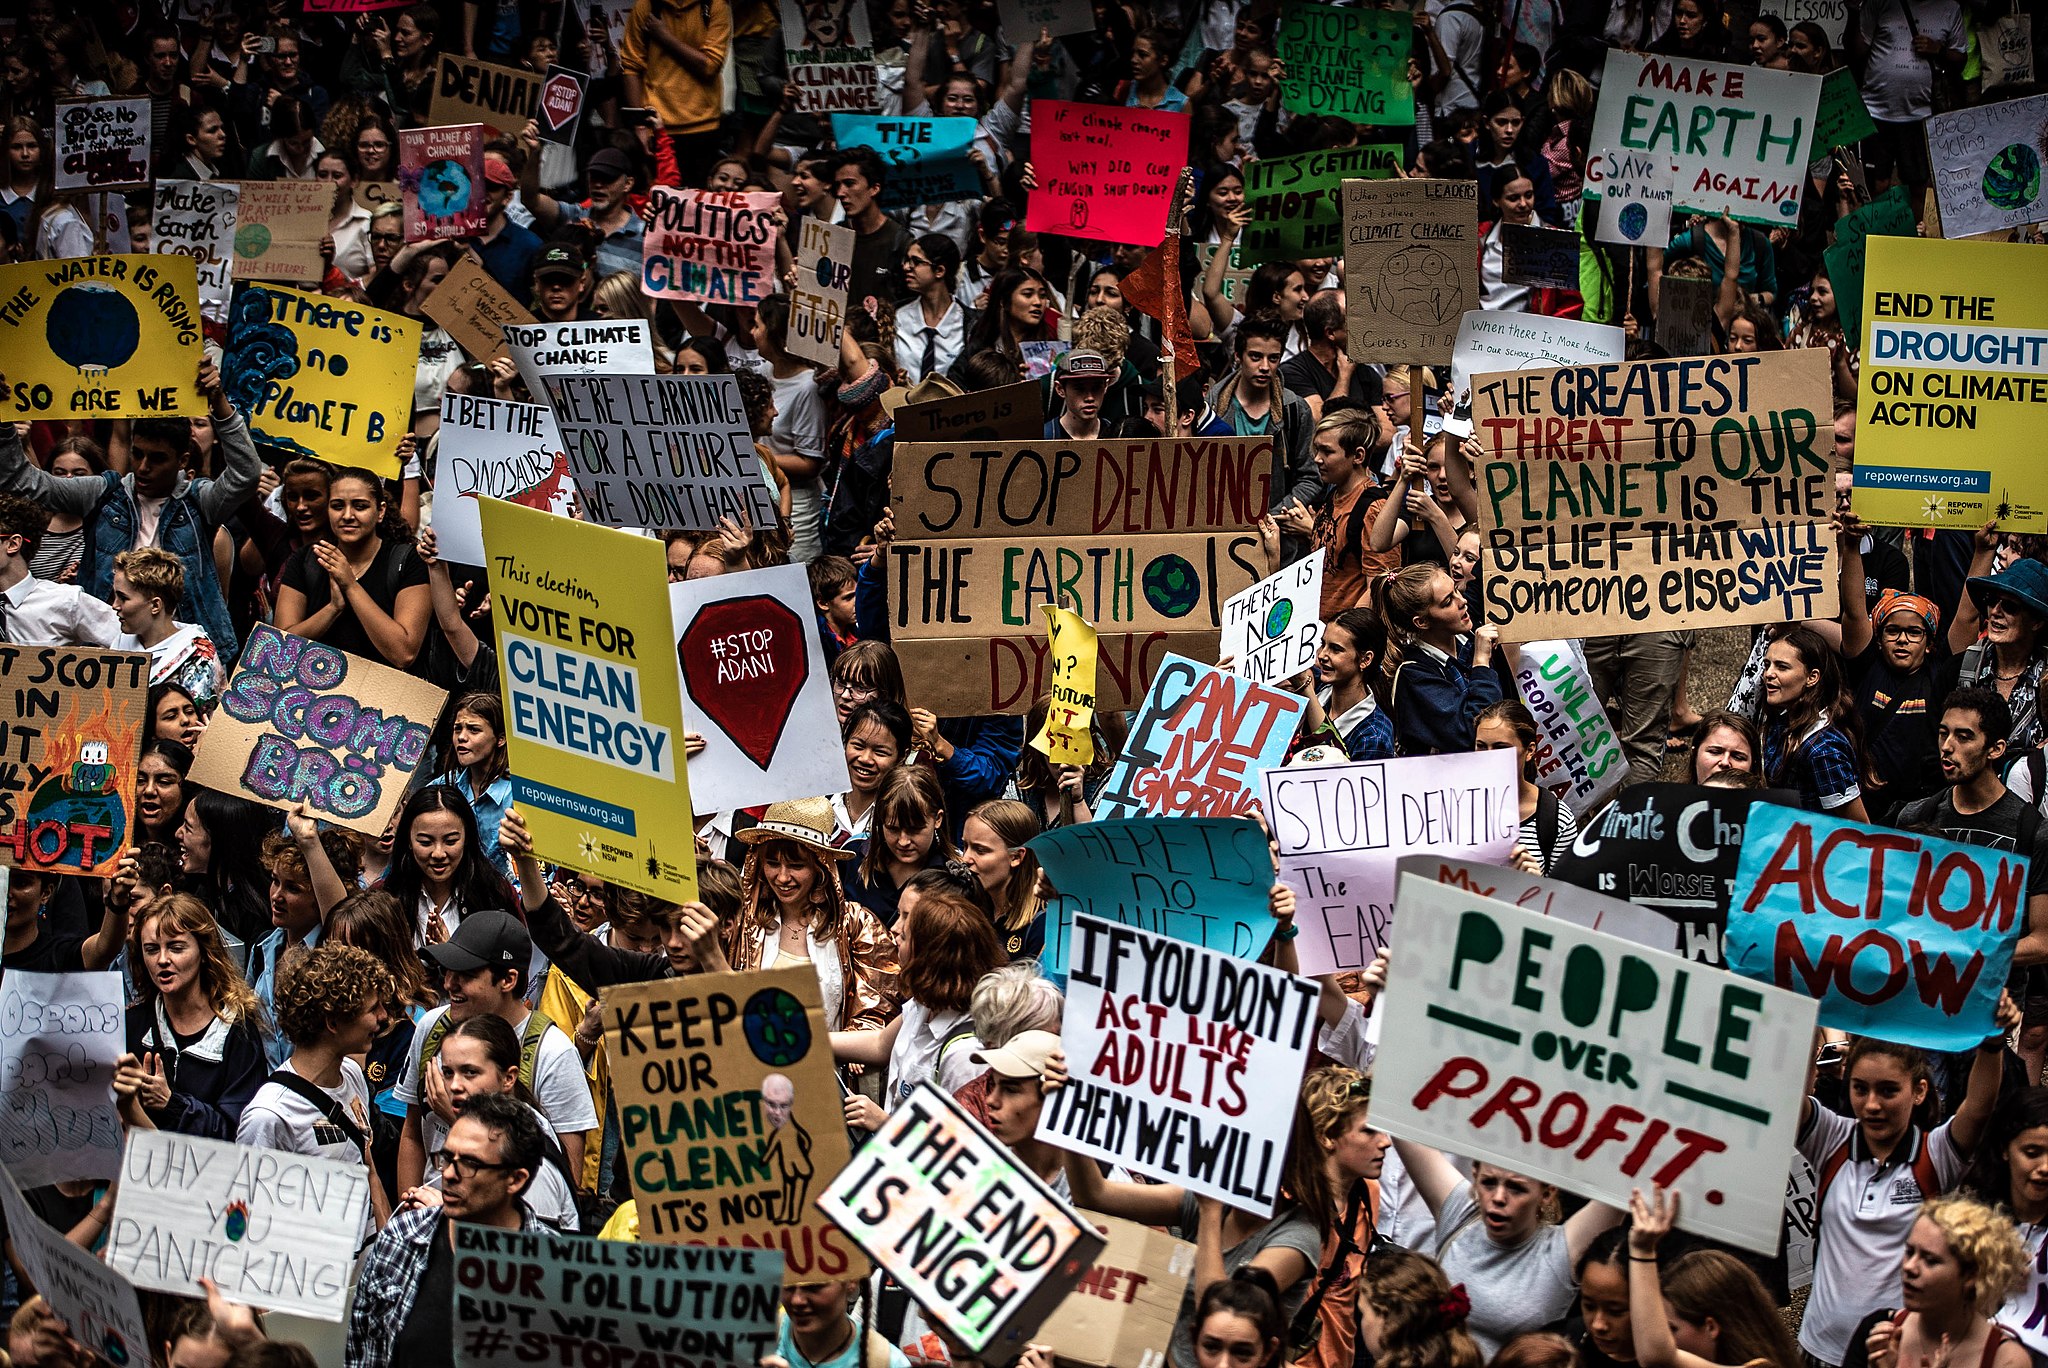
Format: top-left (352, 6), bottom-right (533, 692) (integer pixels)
top-left (758, 1073), bottom-right (813, 1223)
top-left (1374, 245), bottom-right (1461, 326)
top-left (26, 740), bottom-right (128, 871)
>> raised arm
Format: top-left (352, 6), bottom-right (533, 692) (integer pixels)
top-left (1626, 1189), bottom-right (1716, 1368)
top-left (1837, 517), bottom-right (1873, 659)
top-left (191, 362), bottom-right (262, 525)
top-left (417, 528), bottom-right (482, 668)
top-left (1948, 521), bottom-right (2001, 654)
top-left (1949, 991), bottom-right (2021, 1152)
top-left (1388, 1137), bottom-right (1464, 1219)
top-left (286, 803), bottom-right (351, 916)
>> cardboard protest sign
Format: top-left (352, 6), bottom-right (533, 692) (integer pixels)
top-left (0, 1165), bottom-right (150, 1368)
top-left (429, 53), bottom-right (542, 133)
top-left (399, 124), bottom-right (486, 242)
top-left (0, 971), bottom-right (122, 1186)
top-left (1927, 95), bottom-right (2048, 239)
top-left (780, 0), bottom-right (876, 114)
top-left (603, 967), bottom-right (856, 1279)
top-left (1808, 66), bottom-right (1877, 163)
top-left (1241, 144), bottom-right (1400, 265)
top-left (153, 181), bottom-right (238, 326)
top-left (1584, 52), bottom-right (1820, 224)
top-left (820, 1082), bottom-right (1104, 1356)
top-left (643, 188), bottom-right (779, 305)
top-left (1726, 804), bottom-right (2023, 1049)
top-left (503, 318), bottom-right (655, 399)
top-left (1655, 274), bottom-right (1717, 357)
top-left (229, 179), bottom-right (333, 283)
top-left (0, 257), bottom-right (202, 420)
top-left (1092, 654), bottom-right (1303, 824)
top-left (1033, 1214), bottom-right (1194, 1368)
top-left (1276, 4), bottom-right (1412, 124)
top-left (106, 1130), bottom-right (371, 1319)
top-left (833, 116), bottom-right (980, 210)
top-left (54, 97), bottom-right (150, 191)
top-left (670, 564), bottom-right (849, 812)
top-left (1512, 639), bottom-right (1626, 819)
top-left (190, 625), bottom-right (446, 837)
top-left (1263, 750), bottom-right (1520, 974)
top-left (354, 179), bottom-right (401, 214)
top-left (1471, 349), bottom-right (1838, 641)
top-left (1854, 237), bottom-right (2048, 533)
top-left (420, 254), bottom-right (535, 364)
top-left (224, 284), bottom-right (416, 476)
top-left (1400, 853), bottom-right (1680, 952)
top-left (542, 372), bottom-right (779, 531)
top-left (1028, 605), bottom-right (1098, 768)
top-left (451, 1224), bottom-right (783, 1368)
top-left (997, 0), bottom-right (1092, 39)
top-left (892, 379), bottom-right (1043, 444)
top-left (434, 393), bottom-right (574, 565)
top-left (0, 647), bottom-right (147, 877)
top-left (1027, 101), bottom-right (1188, 245)
top-left (1447, 310), bottom-right (1625, 421)
top-left (788, 216), bottom-right (854, 366)
top-left (1821, 186), bottom-right (1915, 350)
top-left (1501, 222), bottom-right (1581, 290)
top-left (1373, 874), bottom-right (1817, 1254)
top-left (887, 436), bottom-right (1270, 714)
top-left (1221, 551), bottom-right (1322, 685)
top-left (1193, 242), bottom-right (1254, 310)
top-left (481, 498), bottom-right (697, 902)
top-left (1761, 0), bottom-right (1847, 45)
top-left (1590, 149), bottom-right (1676, 248)
top-left (1031, 816), bottom-right (1278, 978)
top-left (1343, 178), bottom-right (1477, 364)
top-left (536, 65), bottom-right (588, 145)
top-left (1044, 915), bottom-right (1320, 1211)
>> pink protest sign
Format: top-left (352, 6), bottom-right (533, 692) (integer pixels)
top-left (641, 188), bottom-right (779, 304)
top-left (398, 124), bottom-right (485, 242)
top-left (1026, 100), bottom-right (1188, 245)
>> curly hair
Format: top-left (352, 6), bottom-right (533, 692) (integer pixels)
top-left (275, 944), bottom-right (393, 1048)
top-left (132, 894), bottom-right (264, 1030)
top-left (261, 827), bottom-right (365, 891)
top-left (1918, 1194), bottom-right (2028, 1316)
top-left (1360, 1251), bottom-right (1485, 1368)
top-left (1301, 1065), bottom-right (1372, 1146)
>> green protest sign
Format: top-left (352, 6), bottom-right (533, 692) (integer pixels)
top-left (1823, 186), bottom-right (1915, 349)
top-left (1276, 3), bottom-right (1412, 124)
top-left (1807, 67), bottom-right (1877, 163)
top-left (1241, 143), bottom-right (1400, 264)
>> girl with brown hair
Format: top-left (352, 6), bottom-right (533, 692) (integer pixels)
top-left (121, 893), bottom-right (269, 1139)
top-left (960, 798), bottom-right (1044, 959)
top-left (844, 765), bottom-right (957, 926)
top-left (1380, 562), bottom-right (1503, 756)
top-left (1359, 1251), bottom-right (1485, 1368)
top-left (1625, 1187), bottom-right (1800, 1368)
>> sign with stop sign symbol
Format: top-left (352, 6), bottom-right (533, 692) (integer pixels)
top-left (537, 65), bottom-right (586, 144)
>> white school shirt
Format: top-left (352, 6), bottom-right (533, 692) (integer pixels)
top-left (1999, 1220), bottom-right (2048, 1360)
top-left (236, 1058), bottom-right (378, 1244)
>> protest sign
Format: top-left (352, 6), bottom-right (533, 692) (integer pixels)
top-left (604, 967), bottom-right (857, 1278)
top-left (1262, 750), bottom-right (1520, 974)
top-left (1343, 178), bottom-right (1478, 365)
top-left (1373, 874), bottom-right (1816, 1255)
top-left (54, 97), bottom-right (150, 191)
top-left (0, 646), bottom-right (147, 877)
top-left (0, 1165), bottom-right (150, 1368)
top-left (434, 393), bottom-right (574, 565)
top-left (1583, 51), bottom-right (1821, 224)
top-left (1027, 101), bottom-right (1188, 245)
top-left (1512, 639), bottom-right (1626, 819)
top-left (1044, 915), bottom-right (1320, 1211)
top-left (429, 53), bottom-right (543, 132)
top-left (1241, 143), bottom-right (1401, 265)
top-left (1502, 222), bottom-right (1582, 290)
top-left (1590, 149), bottom-right (1676, 248)
top-left (153, 180), bottom-right (238, 326)
top-left (1400, 853), bottom-right (1680, 951)
top-left (106, 1130), bottom-right (371, 1319)
top-left (1927, 95), bottom-right (2048, 240)
top-left (1021, 340), bottom-right (1070, 380)
top-left (451, 1223), bottom-right (782, 1368)
top-left (1220, 551), bottom-right (1323, 685)
top-left (1471, 349), bottom-right (1838, 640)
top-left (542, 372), bottom-right (779, 531)
top-left (997, 0), bottom-right (1092, 39)
top-left (671, 564), bottom-right (849, 812)
top-left (832, 116), bottom-right (980, 210)
top-left (536, 65), bottom-right (587, 145)
top-left (886, 435), bottom-right (1271, 714)
top-left (1853, 236), bottom-right (2048, 534)
top-left (1092, 654), bottom-right (1304, 823)
top-left (1656, 275), bottom-right (1717, 357)
top-left (1447, 310), bottom-right (1625, 420)
top-left (1761, 0), bottom-right (1847, 45)
top-left (421, 255), bottom-right (535, 364)
top-left (0, 971), bottom-right (122, 1186)
top-left (892, 379), bottom-right (1043, 444)
top-left (399, 124), bottom-right (486, 242)
top-left (354, 179), bottom-right (401, 214)
top-left (1027, 606), bottom-right (1098, 768)
top-left (224, 284), bottom-right (416, 476)
top-left (1549, 782), bottom-right (1795, 965)
top-left (780, 0), bottom-right (877, 113)
top-left (643, 189), bottom-right (779, 306)
top-left (787, 216), bottom-right (854, 366)
top-left (1823, 186), bottom-right (1916, 351)
top-left (1194, 242), bottom-right (1254, 309)
top-left (820, 1081), bottom-right (1104, 1355)
top-left (1034, 1214), bottom-right (1194, 1368)
top-left (1786, 1158), bottom-right (1819, 1290)
top-left (1726, 803), bottom-right (2023, 1049)
top-left (1031, 816), bottom-right (1278, 978)
top-left (190, 625), bottom-right (446, 836)
top-left (0, 257), bottom-right (202, 420)
top-left (1276, 4), bottom-right (1412, 124)
top-left (503, 318), bottom-right (655, 399)
top-left (1808, 67), bottom-right (1877, 163)
top-left (481, 498), bottom-right (697, 901)
top-left (229, 179), bottom-right (333, 283)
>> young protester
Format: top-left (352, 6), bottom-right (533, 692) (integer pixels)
top-left (123, 892), bottom-right (270, 1139)
top-left (426, 692), bottom-right (513, 878)
top-left (843, 765), bottom-right (957, 926)
top-left (1838, 516), bottom-right (1943, 815)
top-left (1382, 563), bottom-right (1503, 755)
top-left (135, 738), bottom-right (194, 849)
top-left (1626, 1187), bottom-right (1803, 1368)
top-left (1964, 1089), bottom-right (2048, 1354)
top-left (1474, 699), bottom-right (1578, 874)
top-left (1947, 558), bottom-right (2048, 757)
top-left (835, 700), bottom-right (912, 844)
top-left (1689, 712), bottom-right (1763, 787)
top-left (1191, 1271), bottom-right (1288, 1368)
top-left (1272, 411), bottom-right (1397, 621)
top-left (275, 466), bottom-right (430, 670)
top-left (1294, 1066), bottom-right (1389, 1368)
top-left (382, 785), bottom-right (517, 946)
top-left (1760, 625), bottom-right (1870, 818)
top-left (0, 493), bottom-right (120, 646)
top-left (1358, 1251), bottom-right (1486, 1368)
top-left (176, 787), bottom-right (277, 957)
top-left (959, 799), bottom-right (1044, 959)
top-left (1844, 1196), bottom-right (2030, 1368)
top-left (778, 1278), bottom-right (910, 1368)
top-left (247, 805), bottom-right (360, 1066)
top-left (108, 547), bottom-right (224, 707)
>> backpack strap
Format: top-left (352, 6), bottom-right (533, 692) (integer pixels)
top-left (266, 1068), bottom-right (368, 1151)
top-left (417, 1011), bottom-right (455, 1083)
top-left (1813, 1137), bottom-right (1853, 1213)
top-left (519, 1010), bottom-right (557, 1091)
top-left (1535, 786), bottom-right (1561, 868)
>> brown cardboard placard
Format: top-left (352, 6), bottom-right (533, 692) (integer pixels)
top-left (1033, 1214), bottom-right (1195, 1368)
top-left (0, 647), bottom-right (149, 878)
top-left (230, 179), bottom-right (333, 282)
top-left (1343, 177), bottom-right (1477, 364)
top-left (428, 53), bottom-right (543, 133)
top-left (890, 379), bottom-right (1044, 444)
top-left (787, 216), bottom-right (853, 366)
top-left (421, 255), bottom-right (536, 364)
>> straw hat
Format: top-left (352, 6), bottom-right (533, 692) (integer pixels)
top-left (736, 797), bottom-right (855, 859)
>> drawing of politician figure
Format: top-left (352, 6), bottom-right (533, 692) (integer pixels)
top-left (760, 1073), bottom-right (814, 1223)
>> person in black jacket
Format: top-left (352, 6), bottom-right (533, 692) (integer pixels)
top-left (122, 892), bottom-right (269, 1139)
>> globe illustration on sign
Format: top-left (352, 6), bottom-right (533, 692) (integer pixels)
top-left (419, 158), bottom-right (475, 218)
top-left (1143, 554), bottom-right (1200, 618)
top-left (46, 284), bottom-right (140, 375)
top-left (1983, 143), bottom-right (2042, 213)
top-left (1619, 203), bottom-right (1649, 240)
top-left (743, 986), bottom-right (811, 1066)
top-left (1264, 599), bottom-right (1293, 639)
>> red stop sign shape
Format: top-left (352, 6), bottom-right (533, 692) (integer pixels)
top-left (677, 595), bottom-right (810, 770)
top-left (541, 74), bottom-right (582, 130)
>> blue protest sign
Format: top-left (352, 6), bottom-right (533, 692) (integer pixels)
top-left (1725, 803), bottom-right (2023, 1050)
top-left (831, 115), bottom-right (980, 210)
top-left (1092, 653), bottom-right (1304, 824)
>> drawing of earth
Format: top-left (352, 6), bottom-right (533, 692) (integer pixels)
top-left (1265, 598), bottom-right (1293, 639)
top-left (1619, 202), bottom-right (1649, 240)
top-left (419, 158), bottom-right (475, 218)
top-left (1983, 143), bottom-right (2041, 212)
top-left (1143, 554), bottom-right (1200, 618)
top-left (743, 986), bottom-right (811, 1066)
top-left (46, 284), bottom-right (140, 374)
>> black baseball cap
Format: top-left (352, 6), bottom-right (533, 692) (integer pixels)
top-left (535, 242), bottom-right (584, 280)
top-left (423, 909), bottom-right (532, 976)
top-left (587, 147), bottom-right (635, 184)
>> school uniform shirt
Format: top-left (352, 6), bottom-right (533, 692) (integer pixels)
top-left (393, 1005), bottom-right (600, 1153)
top-left (237, 1058), bottom-right (378, 1243)
top-left (1796, 1105), bottom-right (1968, 1365)
top-left (1997, 1219), bottom-right (2048, 1360)
top-left (0, 573), bottom-right (121, 647)
top-left (1762, 711), bottom-right (1863, 812)
top-left (1319, 686), bottom-right (1396, 761)
top-left (893, 297), bottom-right (970, 380)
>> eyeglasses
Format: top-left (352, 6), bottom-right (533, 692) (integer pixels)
top-left (371, 231), bottom-right (403, 245)
top-left (835, 681), bottom-right (877, 700)
top-left (905, 254), bottom-right (932, 268)
top-left (433, 1148), bottom-right (517, 1178)
top-left (555, 878), bottom-right (606, 905)
top-left (1880, 624), bottom-right (1928, 640)
top-left (358, 138), bottom-right (390, 150)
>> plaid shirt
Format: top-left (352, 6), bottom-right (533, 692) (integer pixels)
top-left (1763, 711), bottom-right (1863, 812)
top-left (346, 1206), bottom-right (548, 1368)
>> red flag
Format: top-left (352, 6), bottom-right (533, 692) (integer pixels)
top-left (1120, 236), bottom-right (1199, 374)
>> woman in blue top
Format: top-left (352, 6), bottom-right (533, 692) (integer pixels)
top-left (1760, 624), bottom-right (1869, 819)
top-left (430, 692), bottom-right (513, 880)
top-left (1384, 563), bottom-right (1503, 756)
top-left (1305, 608), bottom-right (1396, 761)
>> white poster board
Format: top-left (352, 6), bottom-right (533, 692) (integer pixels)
top-left (1589, 149), bottom-right (1677, 248)
top-left (153, 180), bottom-right (240, 327)
top-left (1395, 853), bottom-right (1678, 951)
top-left (0, 1164), bottom-right (152, 1368)
top-left (434, 393), bottom-right (574, 565)
top-left (502, 319), bottom-right (655, 400)
top-left (1760, 0), bottom-right (1848, 47)
top-left (1220, 550), bottom-right (1323, 685)
top-left (0, 971), bottom-right (123, 1188)
top-left (1512, 638), bottom-right (1628, 819)
top-left (1926, 95), bottom-right (2048, 239)
top-left (55, 97), bottom-right (152, 191)
top-left (541, 373), bottom-right (779, 532)
top-left (1449, 311), bottom-right (1627, 420)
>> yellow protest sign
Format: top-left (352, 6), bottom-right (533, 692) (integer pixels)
top-left (223, 284), bottom-right (415, 478)
top-left (0, 256), bottom-right (202, 419)
top-left (480, 498), bottom-right (697, 902)
top-left (1028, 605), bottom-right (1097, 766)
top-left (1854, 237), bottom-right (2048, 533)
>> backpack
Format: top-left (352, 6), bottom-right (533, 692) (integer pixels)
top-left (1812, 1130), bottom-right (1944, 1229)
top-left (417, 1008), bottom-right (556, 1094)
top-left (1533, 785), bottom-right (1562, 872)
